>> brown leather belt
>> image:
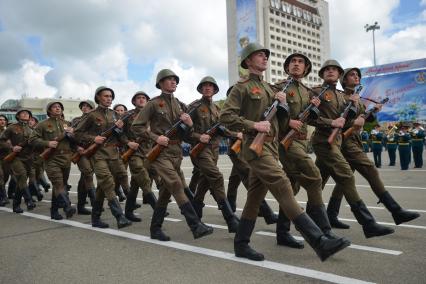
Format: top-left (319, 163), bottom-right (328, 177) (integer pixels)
top-left (104, 143), bottom-right (120, 147)
top-left (168, 140), bottom-right (180, 145)
top-left (56, 149), bottom-right (72, 154)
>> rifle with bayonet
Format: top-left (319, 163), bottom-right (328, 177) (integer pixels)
top-left (280, 84), bottom-right (329, 151)
top-left (248, 78), bottom-right (293, 157)
top-left (146, 101), bottom-right (201, 162)
top-left (189, 122), bottom-right (226, 159)
top-left (327, 85), bottom-right (363, 145)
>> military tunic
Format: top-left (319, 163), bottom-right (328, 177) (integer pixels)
top-left (371, 129), bottom-right (383, 168)
top-left (361, 130), bottom-right (370, 152)
top-left (411, 128), bottom-right (424, 168)
top-left (384, 133), bottom-right (397, 166)
top-left (396, 132), bottom-right (411, 170)
top-left (220, 73), bottom-right (302, 221)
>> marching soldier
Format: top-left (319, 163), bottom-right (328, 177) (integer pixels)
top-left (273, 52), bottom-right (347, 249)
top-left (384, 125), bottom-right (398, 166)
top-left (371, 124), bottom-right (383, 168)
top-left (188, 76), bottom-right (240, 233)
top-left (0, 109), bottom-right (36, 213)
top-left (220, 43), bottom-right (349, 261)
top-left (325, 67), bottom-right (419, 229)
top-left (396, 123), bottom-right (412, 170)
top-left (74, 86), bottom-right (132, 229)
top-left (361, 129), bottom-right (370, 152)
top-left (28, 116), bottom-right (45, 202)
top-left (30, 102), bottom-right (77, 219)
top-left (113, 103), bottom-right (129, 201)
top-left (122, 91), bottom-right (158, 222)
top-left (0, 115), bottom-right (10, 206)
top-left (72, 100), bottom-right (96, 215)
top-left (132, 69), bottom-right (213, 241)
top-left (411, 122), bottom-right (424, 168)
top-left (311, 60), bottom-right (394, 238)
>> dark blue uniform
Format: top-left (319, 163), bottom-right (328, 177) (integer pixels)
top-left (361, 130), bottom-right (369, 153)
top-left (396, 131), bottom-right (411, 170)
top-left (370, 129), bottom-right (383, 168)
top-left (411, 127), bottom-right (425, 168)
top-left (384, 133), bottom-right (398, 166)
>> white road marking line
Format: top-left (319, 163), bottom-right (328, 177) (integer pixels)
top-left (337, 218), bottom-right (426, 230)
top-left (0, 207), bottom-right (375, 284)
top-left (323, 183), bottom-right (426, 190)
top-left (255, 231), bottom-right (402, 256)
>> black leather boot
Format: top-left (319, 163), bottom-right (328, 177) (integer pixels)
top-left (258, 200), bottom-right (278, 225)
top-left (125, 193), bottom-right (141, 222)
top-left (234, 218), bottom-right (264, 261)
top-left (227, 194), bottom-right (237, 213)
top-left (350, 200), bottom-right (394, 238)
top-left (276, 209), bottom-right (304, 248)
top-left (29, 182), bottom-right (43, 201)
top-left (50, 194), bottom-right (63, 220)
top-left (109, 198), bottom-right (132, 229)
top-left (327, 197), bottom-right (350, 229)
top-left (12, 190), bottom-right (23, 213)
top-left (150, 206), bottom-right (171, 241)
top-left (293, 213), bottom-right (350, 261)
top-left (91, 199), bottom-right (109, 228)
top-left (8, 177), bottom-right (17, 199)
top-left (23, 187), bottom-right (36, 210)
top-left (191, 200), bottom-right (205, 219)
top-left (378, 191), bottom-right (420, 225)
top-left (307, 204), bottom-right (350, 244)
top-left (58, 192), bottom-right (76, 218)
top-left (38, 176), bottom-right (51, 192)
top-left (115, 185), bottom-right (127, 202)
top-left (180, 202), bottom-right (213, 239)
top-left (77, 188), bottom-right (91, 215)
top-left (218, 199), bottom-right (240, 233)
top-left (0, 185), bottom-right (9, 206)
top-left (184, 187), bottom-right (195, 202)
top-left (87, 188), bottom-right (96, 207)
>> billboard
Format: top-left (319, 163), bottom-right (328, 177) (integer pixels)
top-left (360, 59), bottom-right (426, 122)
top-left (236, 0), bottom-right (257, 78)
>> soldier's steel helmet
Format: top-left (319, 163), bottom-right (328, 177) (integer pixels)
top-left (240, 43), bottom-right (270, 69)
top-left (155, 69), bottom-right (180, 89)
top-left (284, 53), bottom-right (312, 77)
top-left (94, 86), bottom-right (115, 104)
top-left (131, 91), bottom-right (150, 106)
top-left (318, 59), bottom-right (344, 79)
top-left (78, 100), bottom-right (95, 110)
top-left (15, 108), bottom-right (33, 121)
top-left (197, 76), bottom-right (219, 94)
top-left (340, 67), bottom-right (362, 88)
top-left (46, 101), bottom-right (64, 117)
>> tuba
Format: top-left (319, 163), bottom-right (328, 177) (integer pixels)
top-left (386, 125), bottom-right (397, 141)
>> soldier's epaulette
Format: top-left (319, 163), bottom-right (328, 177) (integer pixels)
top-left (237, 77), bottom-right (250, 84)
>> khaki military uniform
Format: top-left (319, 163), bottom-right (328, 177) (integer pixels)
top-left (220, 73), bottom-right (302, 221)
top-left (0, 126), bottom-right (11, 204)
top-left (131, 93), bottom-right (189, 207)
top-left (310, 84), bottom-right (361, 203)
top-left (273, 78), bottom-right (323, 206)
top-left (74, 105), bottom-right (129, 202)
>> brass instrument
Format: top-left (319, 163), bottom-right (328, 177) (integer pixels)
top-left (386, 125), bottom-right (397, 141)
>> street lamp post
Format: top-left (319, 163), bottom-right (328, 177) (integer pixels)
top-left (364, 22), bottom-right (380, 66)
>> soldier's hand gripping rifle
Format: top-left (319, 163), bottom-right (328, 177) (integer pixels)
top-left (280, 85), bottom-right (329, 151)
top-left (3, 141), bottom-right (28, 162)
top-left (327, 85), bottom-right (363, 145)
top-left (146, 101), bottom-right (201, 162)
top-left (230, 138), bottom-right (242, 154)
top-left (121, 137), bottom-right (143, 163)
top-left (249, 78), bottom-right (293, 157)
top-left (189, 122), bottom-right (226, 159)
top-left (342, 97), bottom-right (389, 139)
top-left (77, 110), bottom-right (134, 160)
top-left (39, 120), bottom-right (80, 160)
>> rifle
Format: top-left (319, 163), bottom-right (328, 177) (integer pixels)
top-left (121, 137), bottom-right (143, 163)
top-left (248, 78), bottom-right (293, 157)
top-left (78, 110), bottom-right (135, 160)
top-left (230, 139), bottom-right (242, 154)
top-left (342, 97), bottom-right (389, 139)
top-left (327, 85), bottom-right (363, 145)
top-left (146, 101), bottom-right (201, 162)
top-left (280, 85), bottom-right (330, 151)
top-left (3, 141), bottom-right (28, 162)
top-left (189, 122), bottom-right (226, 158)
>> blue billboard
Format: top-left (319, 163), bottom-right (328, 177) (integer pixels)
top-left (236, 0), bottom-right (257, 78)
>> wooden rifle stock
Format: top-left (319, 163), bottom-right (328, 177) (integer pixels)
top-left (189, 122), bottom-right (222, 159)
top-left (3, 141), bottom-right (28, 162)
top-left (279, 85), bottom-right (330, 150)
top-left (121, 137), bottom-right (143, 163)
top-left (230, 139), bottom-right (242, 154)
top-left (71, 152), bottom-right (81, 164)
top-left (39, 133), bottom-right (67, 160)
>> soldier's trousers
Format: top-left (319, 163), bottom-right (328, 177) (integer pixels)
top-left (313, 143), bottom-right (361, 203)
top-left (278, 140), bottom-right (323, 206)
top-left (372, 148), bottom-right (382, 168)
top-left (387, 144), bottom-right (397, 166)
top-left (330, 136), bottom-right (386, 200)
top-left (44, 156), bottom-right (71, 197)
top-left (412, 145), bottom-right (423, 168)
top-left (191, 147), bottom-right (226, 202)
top-left (9, 158), bottom-right (32, 193)
top-left (77, 156), bottom-right (94, 191)
top-left (148, 155), bottom-right (188, 207)
top-left (92, 158), bottom-right (128, 201)
top-left (128, 155), bottom-right (152, 197)
top-left (0, 160), bottom-right (10, 190)
top-left (362, 142), bottom-right (369, 153)
top-left (188, 166), bottom-right (201, 193)
top-left (398, 145), bottom-right (411, 170)
top-left (227, 152), bottom-right (249, 198)
top-left (241, 154), bottom-right (302, 221)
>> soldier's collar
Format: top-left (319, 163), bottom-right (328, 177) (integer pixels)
top-left (201, 96), bottom-right (213, 104)
top-left (323, 82), bottom-right (337, 90)
top-left (97, 105), bottom-right (109, 112)
top-left (249, 73), bottom-right (263, 81)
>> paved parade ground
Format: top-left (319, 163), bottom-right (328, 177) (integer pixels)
top-left (1, 152), bottom-right (425, 284)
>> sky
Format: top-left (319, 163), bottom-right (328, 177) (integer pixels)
top-left (0, 0), bottom-right (425, 108)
